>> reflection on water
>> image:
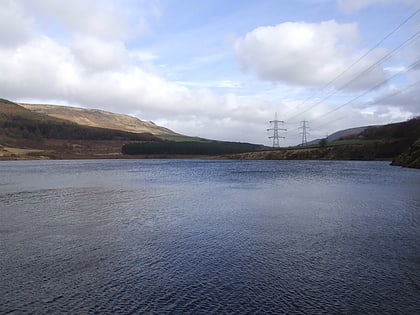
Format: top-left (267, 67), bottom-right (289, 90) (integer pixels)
top-left (1, 160), bottom-right (419, 314)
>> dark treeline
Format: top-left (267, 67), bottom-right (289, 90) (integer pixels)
top-left (337, 117), bottom-right (420, 160)
top-left (122, 141), bottom-right (262, 155)
top-left (361, 117), bottom-right (420, 141)
top-left (391, 138), bottom-right (420, 168)
top-left (1, 113), bottom-right (160, 142)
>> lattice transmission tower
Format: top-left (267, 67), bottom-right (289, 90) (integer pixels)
top-left (299, 120), bottom-right (310, 146)
top-left (267, 112), bottom-right (286, 148)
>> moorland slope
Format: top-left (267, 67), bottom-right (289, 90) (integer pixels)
top-left (20, 103), bottom-right (177, 136)
top-left (0, 99), bottom-right (162, 159)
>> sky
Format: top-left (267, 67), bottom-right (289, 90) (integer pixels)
top-left (0, 0), bottom-right (419, 146)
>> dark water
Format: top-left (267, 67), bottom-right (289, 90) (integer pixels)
top-left (0, 159), bottom-right (419, 314)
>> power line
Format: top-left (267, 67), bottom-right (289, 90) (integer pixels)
top-left (369, 79), bottom-right (420, 105)
top-left (318, 8), bottom-right (420, 92)
top-left (285, 8), bottom-right (420, 123)
top-left (313, 59), bottom-right (420, 123)
top-left (286, 59), bottom-right (419, 143)
top-left (284, 31), bottom-right (420, 141)
top-left (309, 79), bottom-right (420, 139)
top-left (287, 30), bottom-right (420, 123)
top-left (268, 9), bottom-right (420, 146)
top-left (335, 32), bottom-right (420, 91)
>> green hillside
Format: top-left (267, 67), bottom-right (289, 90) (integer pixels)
top-left (0, 98), bottom-right (162, 159)
top-left (226, 117), bottom-right (420, 168)
top-left (2, 97), bottom-right (419, 165)
top-left (391, 138), bottom-right (420, 169)
top-left (0, 99), bottom-right (160, 143)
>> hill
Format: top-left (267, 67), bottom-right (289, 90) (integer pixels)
top-left (2, 98), bottom-right (263, 159)
top-left (391, 138), bottom-right (420, 168)
top-left (20, 103), bottom-right (177, 136)
top-left (305, 126), bottom-right (373, 146)
top-left (2, 98), bottom-right (419, 166)
top-left (0, 99), bottom-right (161, 159)
top-left (225, 118), bottom-right (420, 168)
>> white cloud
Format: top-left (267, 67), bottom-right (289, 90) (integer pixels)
top-left (0, 25), bottom-right (412, 145)
top-left (133, 51), bottom-right (159, 63)
top-left (0, 30), bottom-right (274, 143)
top-left (371, 78), bottom-right (420, 113)
top-left (0, 0), bottom-right (34, 47)
top-left (70, 35), bottom-right (129, 71)
top-left (234, 20), bottom-right (387, 90)
top-left (29, 0), bottom-right (127, 39)
top-left (0, 36), bottom-right (80, 99)
top-left (176, 80), bottom-right (241, 89)
top-left (384, 66), bottom-right (407, 73)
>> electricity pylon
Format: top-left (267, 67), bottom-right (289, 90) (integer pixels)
top-left (299, 120), bottom-right (310, 146)
top-left (267, 112), bottom-right (286, 148)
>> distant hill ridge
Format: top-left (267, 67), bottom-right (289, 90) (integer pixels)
top-left (305, 126), bottom-right (375, 146)
top-left (227, 117), bottom-right (420, 168)
top-left (20, 103), bottom-right (178, 136)
top-left (0, 98), bottom-right (31, 114)
top-left (1, 98), bottom-right (164, 159)
top-left (2, 98), bottom-right (419, 167)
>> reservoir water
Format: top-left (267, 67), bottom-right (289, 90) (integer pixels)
top-left (0, 159), bottom-right (419, 314)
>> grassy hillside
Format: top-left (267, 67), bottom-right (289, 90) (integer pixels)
top-left (0, 98), bottom-right (31, 114)
top-left (1, 100), bottom-right (160, 142)
top-left (225, 144), bottom-right (407, 161)
top-left (391, 138), bottom-right (420, 169)
top-left (226, 118), bottom-right (420, 167)
top-left (20, 103), bottom-right (178, 136)
top-left (0, 99), bottom-right (161, 159)
top-left (2, 97), bottom-right (418, 165)
top-left (360, 119), bottom-right (420, 141)
top-left (1, 98), bottom-right (262, 159)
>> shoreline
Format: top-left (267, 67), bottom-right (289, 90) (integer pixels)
top-left (2, 145), bottom-right (417, 169)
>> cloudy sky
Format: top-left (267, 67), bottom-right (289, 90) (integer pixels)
top-left (0, 0), bottom-right (419, 145)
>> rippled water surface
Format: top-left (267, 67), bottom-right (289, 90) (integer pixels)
top-left (1, 159), bottom-right (419, 314)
